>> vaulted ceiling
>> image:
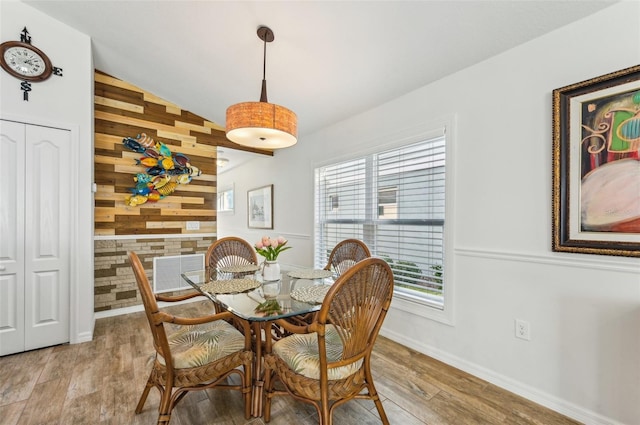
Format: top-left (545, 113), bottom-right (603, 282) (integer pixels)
top-left (25, 0), bottom-right (616, 168)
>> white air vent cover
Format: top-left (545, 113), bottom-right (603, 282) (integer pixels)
top-left (153, 254), bottom-right (204, 293)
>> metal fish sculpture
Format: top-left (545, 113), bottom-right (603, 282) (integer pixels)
top-left (151, 175), bottom-right (171, 189)
top-left (122, 137), bottom-right (146, 153)
top-left (123, 134), bottom-right (200, 206)
top-left (136, 133), bottom-right (155, 148)
top-left (168, 167), bottom-right (189, 176)
top-left (160, 157), bottom-right (175, 170)
top-left (173, 153), bottom-right (190, 168)
top-left (125, 194), bottom-right (148, 207)
top-left (136, 157), bottom-right (158, 167)
top-left (146, 166), bottom-right (166, 176)
top-left (176, 174), bottom-right (192, 185)
top-left (130, 182), bottom-right (152, 195)
top-left (134, 173), bottom-right (152, 184)
top-left (156, 142), bottom-right (172, 158)
top-left (157, 181), bottom-right (177, 196)
top-left (143, 148), bottom-right (160, 158)
top-left (147, 191), bottom-right (161, 202)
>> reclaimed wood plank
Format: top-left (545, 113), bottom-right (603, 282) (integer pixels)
top-left (95, 96), bottom-right (143, 113)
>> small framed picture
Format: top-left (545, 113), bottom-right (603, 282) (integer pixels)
top-left (247, 184), bottom-right (273, 229)
top-left (552, 65), bottom-right (640, 257)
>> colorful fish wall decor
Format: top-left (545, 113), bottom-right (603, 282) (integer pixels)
top-left (121, 133), bottom-right (202, 206)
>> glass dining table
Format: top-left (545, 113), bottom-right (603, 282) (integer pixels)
top-left (180, 266), bottom-right (334, 417)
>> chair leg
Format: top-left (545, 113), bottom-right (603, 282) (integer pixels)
top-left (372, 395), bottom-right (390, 425)
top-left (157, 413), bottom-right (172, 425)
top-left (320, 398), bottom-right (331, 425)
top-left (263, 368), bottom-right (273, 422)
top-left (157, 386), bottom-right (174, 425)
top-left (364, 366), bottom-right (389, 425)
top-left (135, 373), bottom-right (155, 414)
top-left (243, 364), bottom-right (252, 419)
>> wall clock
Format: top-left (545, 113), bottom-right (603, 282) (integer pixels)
top-left (1, 40), bottom-right (53, 81)
top-left (0, 27), bottom-right (63, 101)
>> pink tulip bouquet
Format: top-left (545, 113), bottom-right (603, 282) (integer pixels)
top-left (254, 236), bottom-right (292, 261)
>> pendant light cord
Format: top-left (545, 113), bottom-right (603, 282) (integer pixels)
top-left (260, 32), bottom-right (268, 102)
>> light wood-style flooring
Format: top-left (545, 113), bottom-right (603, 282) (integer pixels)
top-left (0, 300), bottom-right (581, 425)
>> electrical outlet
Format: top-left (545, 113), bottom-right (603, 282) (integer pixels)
top-left (515, 319), bottom-right (531, 341)
top-left (186, 221), bottom-right (200, 230)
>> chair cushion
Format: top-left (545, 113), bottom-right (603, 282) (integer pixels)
top-left (158, 320), bottom-right (245, 369)
top-left (272, 325), bottom-right (362, 380)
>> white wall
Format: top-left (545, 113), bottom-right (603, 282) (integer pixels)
top-left (219, 3), bottom-right (640, 424)
top-left (1, 1), bottom-right (95, 343)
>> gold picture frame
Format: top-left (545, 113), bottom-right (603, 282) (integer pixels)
top-left (552, 65), bottom-right (640, 257)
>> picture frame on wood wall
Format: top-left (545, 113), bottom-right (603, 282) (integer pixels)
top-left (552, 64), bottom-right (640, 257)
top-left (248, 184), bottom-right (273, 229)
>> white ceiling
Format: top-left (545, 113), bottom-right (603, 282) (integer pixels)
top-left (24, 0), bottom-right (616, 171)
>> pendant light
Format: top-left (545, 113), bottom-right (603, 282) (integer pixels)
top-left (225, 26), bottom-right (297, 149)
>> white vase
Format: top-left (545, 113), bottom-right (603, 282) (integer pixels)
top-left (262, 260), bottom-right (280, 281)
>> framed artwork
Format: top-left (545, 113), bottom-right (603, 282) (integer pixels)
top-left (552, 64), bottom-right (640, 257)
top-left (247, 184), bottom-right (273, 229)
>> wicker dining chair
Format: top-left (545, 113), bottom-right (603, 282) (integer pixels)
top-left (263, 257), bottom-right (394, 425)
top-left (286, 239), bottom-right (372, 329)
top-left (205, 236), bottom-right (258, 276)
top-left (129, 252), bottom-right (254, 425)
top-left (323, 238), bottom-right (371, 277)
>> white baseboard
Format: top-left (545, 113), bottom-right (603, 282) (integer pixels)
top-left (378, 327), bottom-right (623, 425)
top-left (71, 331), bottom-right (94, 344)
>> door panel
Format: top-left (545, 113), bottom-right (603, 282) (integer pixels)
top-left (32, 271), bottom-right (60, 325)
top-left (24, 125), bottom-right (70, 351)
top-left (32, 138), bottom-right (61, 258)
top-left (0, 274), bottom-right (23, 354)
top-left (0, 121), bottom-right (26, 355)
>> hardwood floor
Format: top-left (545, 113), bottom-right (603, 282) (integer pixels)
top-left (0, 300), bottom-right (581, 425)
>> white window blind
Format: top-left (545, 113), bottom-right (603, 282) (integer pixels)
top-left (314, 136), bottom-right (446, 308)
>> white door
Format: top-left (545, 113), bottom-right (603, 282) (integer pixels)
top-left (0, 120), bottom-right (71, 356)
top-left (0, 121), bottom-right (26, 355)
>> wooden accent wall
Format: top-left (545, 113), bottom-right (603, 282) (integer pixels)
top-left (94, 71), bottom-right (228, 236)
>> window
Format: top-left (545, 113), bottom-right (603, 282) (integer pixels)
top-left (314, 135), bottom-right (446, 310)
top-left (217, 187), bottom-right (234, 212)
top-left (378, 186), bottom-right (398, 218)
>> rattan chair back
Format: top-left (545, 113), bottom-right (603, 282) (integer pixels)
top-left (318, 257), bottom-right (393, 362)
top-left (323, 238), bottom-right (371, 277)
top-left (206, 236), bottom-right (258, 270)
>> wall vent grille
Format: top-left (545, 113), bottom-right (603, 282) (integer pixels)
top-left (153, 254), bottom-right (204, 293)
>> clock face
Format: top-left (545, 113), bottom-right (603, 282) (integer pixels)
top-left (0, 41), bottom-right (52, 81)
